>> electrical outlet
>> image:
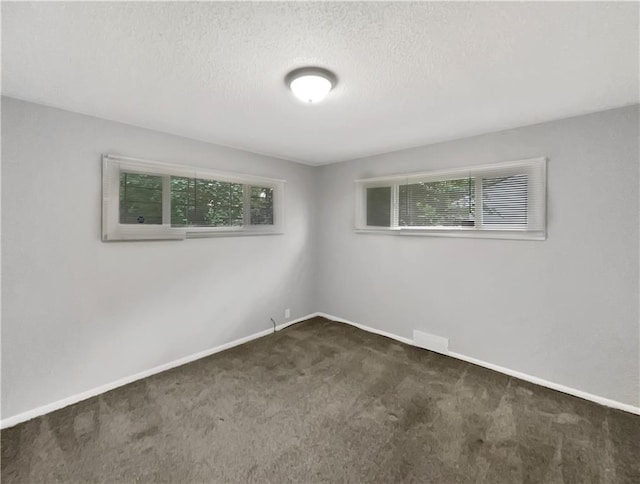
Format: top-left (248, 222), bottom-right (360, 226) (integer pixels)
top-left (285, 308), bottom-right (290, 319)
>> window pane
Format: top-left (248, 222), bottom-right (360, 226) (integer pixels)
top-left (250, 186), bottom-right (274, 225)
top-left (119, 173), bottom-right (163, 224)
top-left (399, 178), bottom-right (475, 227)
top-left (366, 186), bottom-right (392, 227)
top-left (482, 174), bottom-right (528, 227)
top-left (169, 176), bottom-right (195, 226)
top-left (170, 177), bottom-right (243, 227)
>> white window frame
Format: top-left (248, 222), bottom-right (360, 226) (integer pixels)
top-left (355, 157), bottom-right (547, 240)
top-left (102, 154), bottom-right (285, 241)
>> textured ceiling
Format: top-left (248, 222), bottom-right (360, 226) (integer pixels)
top-left (2, 2), bottom-right (639, 165)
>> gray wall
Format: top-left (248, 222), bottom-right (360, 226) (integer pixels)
top-left (2, 98), bottom-right (638, 419)
top-left (316, 105), bottom-right (640, 407)
top-left (1, 97), bottom-right (318, 418)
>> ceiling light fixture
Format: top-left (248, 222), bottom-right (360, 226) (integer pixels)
top-left (285, 67), bottom-right (337, 104)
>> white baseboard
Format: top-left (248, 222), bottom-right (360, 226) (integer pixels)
top-left (316, 312), bottom-right (414, 345)
top-left (3, 311), bottom-right (637, 428)
top-left (447, 351), bottom-right (640, 415)
top-left (413, 329), bottom-right (449, 355)
top-left (317, 312), bottom-right (640, 416)
top-left (0, 313), bottom-right (317, 429)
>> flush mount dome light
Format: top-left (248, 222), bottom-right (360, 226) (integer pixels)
top-left (285, 67), bottom-right (337, 104)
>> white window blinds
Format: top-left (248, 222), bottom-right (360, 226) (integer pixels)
top-left (399, 178), bottom-right (476, 227)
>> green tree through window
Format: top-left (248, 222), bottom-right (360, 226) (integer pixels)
top-left (119, 173), bottom-right (163, 224)
top-left (250, 187), bottom-right (274, 225)
top-left (170, 176), bottom-right (243, 227)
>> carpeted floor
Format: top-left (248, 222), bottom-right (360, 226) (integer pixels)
top-left (1, 317), bottom-right (639, 483)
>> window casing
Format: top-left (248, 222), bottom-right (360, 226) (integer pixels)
top-left (103, 154), bottom-right (285, 241)
top-left (355, 157), bottom-right (547, 240)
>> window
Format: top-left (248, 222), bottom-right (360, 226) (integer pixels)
top-left (355, 157), bottom-right (547, 240)
top-left (103, 155), bottom-right (284, 241)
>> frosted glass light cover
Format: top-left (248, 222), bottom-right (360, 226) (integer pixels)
top-left (289, 75), bottom-right (332, 103)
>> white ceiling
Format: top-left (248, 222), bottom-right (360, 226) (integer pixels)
top-left (2, 2), bottom-right (638, 165)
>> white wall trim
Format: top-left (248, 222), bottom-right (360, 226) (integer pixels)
top-left (316, 312), bottom-right (414, 345)
top-left (0, 313), bottom-right (318, 429)
top-left (316, 312), bottom-right (640, 416)
top-left (446, 351), bottom-right (640, 415)
top-left (3, 311), bottom-right (637, 428)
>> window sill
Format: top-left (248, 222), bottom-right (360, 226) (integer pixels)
top-left (355, 228), bottom-right (546, 241)
top-left (103, 225), bottom-right (282, 241)
top-left (185, 229), bottom-right (283, 239)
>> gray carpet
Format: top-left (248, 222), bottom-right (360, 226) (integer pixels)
top-left (1, 317), bottom-right (639, 483)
